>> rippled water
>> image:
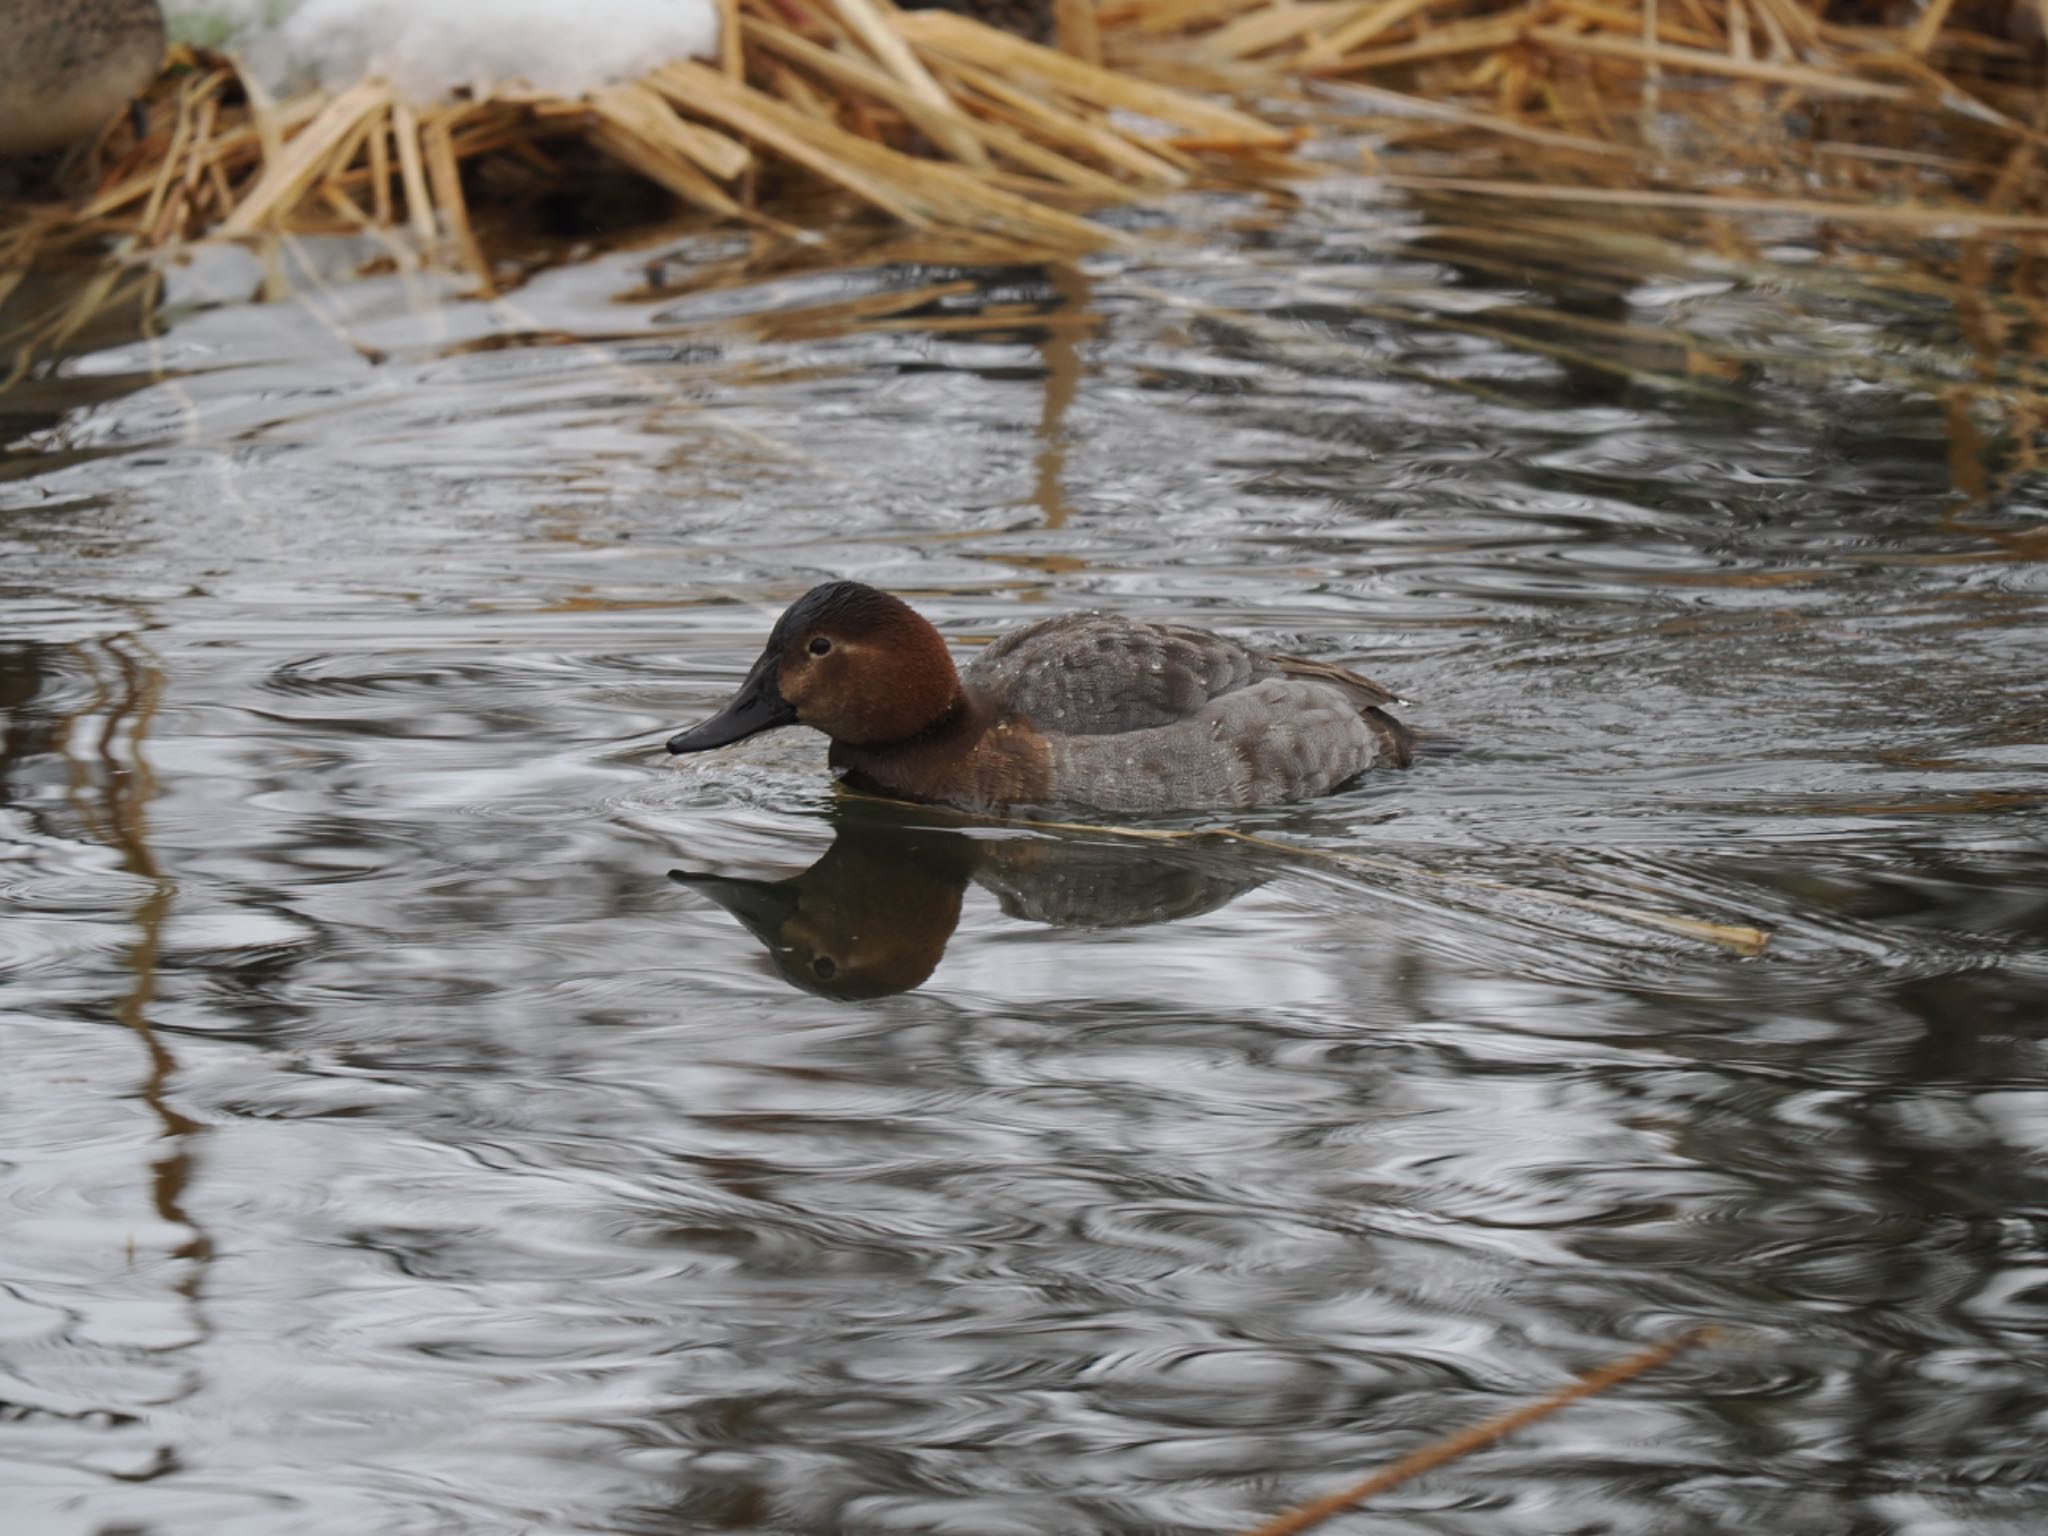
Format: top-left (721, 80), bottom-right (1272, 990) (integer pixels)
top-left (4, 189), bottom-right (2046, 1535)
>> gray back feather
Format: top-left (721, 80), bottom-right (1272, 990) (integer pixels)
top-left (963, 612), bottom-right (1261, 735)
top-left (1035, 679), bottom-right (1386, 815)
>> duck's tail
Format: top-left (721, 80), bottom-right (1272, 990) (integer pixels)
top-left (1263, 650), bottom-right (1422, 770)
top-left (1265, 652), bottom-right (1403, 709)
top-left (1362, 706), bottom-right (1419, 769)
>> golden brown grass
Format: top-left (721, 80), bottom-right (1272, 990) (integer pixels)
top-left (1108, 0), bottom-right (2048, 246)
top-left (12, 0), bottom-right (2045, 281)
top-left (1, 2), bottom-right (1300, 287)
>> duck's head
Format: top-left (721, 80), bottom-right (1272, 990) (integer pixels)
top-left (666, 581), bottom-right (961, 755)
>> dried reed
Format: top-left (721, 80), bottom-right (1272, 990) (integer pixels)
top-left (1130, 0), bottom-right (2048, 224)
top-left (1239, 1327), bottom-right (1720, 1536)
top-left (9, 1), bottom-right (2046, 284)
top-left (2, 2), bottom-right (1302, 286)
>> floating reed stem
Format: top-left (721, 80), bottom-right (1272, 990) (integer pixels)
top-left (1240, 1328), bottom-right (1719, 1536)
top-left (828, 761), bottom-right (1770, 954)
top-left (1006, 814), bottom-right (1773, 954)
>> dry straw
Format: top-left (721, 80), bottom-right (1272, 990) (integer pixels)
top-left (1118, 0), bottom-right (2048, 231)
top-left (11, 0), bottom-right (2045, 283)
top-left (2, 1), bottom-right (1299, 284)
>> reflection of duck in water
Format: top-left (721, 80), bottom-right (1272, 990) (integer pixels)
top-left (670, 811), bottom-right (1267, 999)
top-left (668, 581), bottom-right (1414, 815)
top-left (0, 0), bottom-right (164, 156)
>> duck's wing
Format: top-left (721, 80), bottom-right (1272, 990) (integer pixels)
top-left (962, 611), bottom-right (1264, 735)
top-left (964, 611), bottom-right (1411, 739)
top-left (1259, 654), bottom-right (1415, 767)
top-left (1256, 651), bottom-right (1405, 710)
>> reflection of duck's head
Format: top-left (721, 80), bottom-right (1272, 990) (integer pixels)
top-left (671, 823), bottom-right (974, 999)
top-left (671, 810), bottom-right (1269, 1000)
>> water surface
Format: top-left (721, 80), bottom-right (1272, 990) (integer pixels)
top-left (3, 189), bottom-right (2046, 1535)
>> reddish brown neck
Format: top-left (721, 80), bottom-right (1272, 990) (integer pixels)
top-left (828, 691), bottom-right (991, 801)
top-left (828, 689), bottom-right (1054, 812)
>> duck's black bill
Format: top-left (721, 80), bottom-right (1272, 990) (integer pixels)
top-left (666, 653), bottom-right (796, 753)
top-left (668, 867), bottom-right (799, 943)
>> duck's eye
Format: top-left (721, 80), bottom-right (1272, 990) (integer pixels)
top-left (813, 956), bottom-right (837, 979)
top-left (808, 636), bottom-right (833, 657)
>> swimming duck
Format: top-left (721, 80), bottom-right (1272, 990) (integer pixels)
top-left (666, 581), bottom-right (1414, 815)
top-left (0, 0), bottom-right (165, 157)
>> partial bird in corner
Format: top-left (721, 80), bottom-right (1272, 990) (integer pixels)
top-left (0, 0), bottom-right (166, 158)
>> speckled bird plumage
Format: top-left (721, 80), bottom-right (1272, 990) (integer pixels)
top-left (665, 581), bottom-right (1415, 816)
top-left (959, 610), bottom-right (1412, 814)
top-left (0, 0), bottom-right (164, 156)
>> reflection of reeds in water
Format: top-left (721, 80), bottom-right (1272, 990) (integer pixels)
top-left (1104, 175), bottom-right (2048, 490)
top-left (0, 259), bottom-right (161, 392)
top-left (66, 632), bottom-right (215, 1327)
top-left (1162, 0), bottom-right (2048, 479)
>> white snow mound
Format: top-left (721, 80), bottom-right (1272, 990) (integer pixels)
top-left (165, 0), bottom-right (721, 101)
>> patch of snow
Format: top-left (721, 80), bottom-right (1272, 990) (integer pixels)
top-left (163, 0), bottom-right (720, 101)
